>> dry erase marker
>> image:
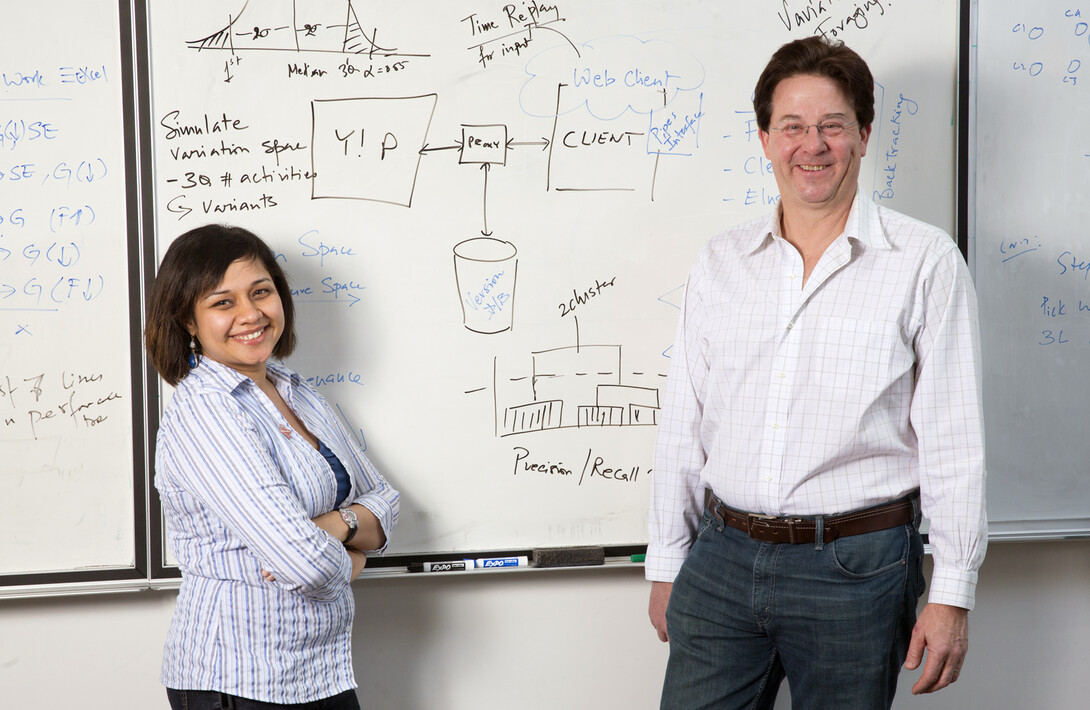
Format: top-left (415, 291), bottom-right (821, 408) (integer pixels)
top-left (408, 560), bottom-right (475, 573)
top-left (474, 555), bottom-right (529, 569)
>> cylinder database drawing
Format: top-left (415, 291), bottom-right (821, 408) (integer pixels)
top-left (453, 237), bottom-right (518, 334)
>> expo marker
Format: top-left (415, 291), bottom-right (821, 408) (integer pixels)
top-left (407, 560), bottom-right (475, 573)
top-left (473, 555), bottom-right (529, 569)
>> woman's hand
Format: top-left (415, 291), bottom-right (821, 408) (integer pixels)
top-left (259, 509), bottom-right (374, 583)
top-left (312, 509), bottom-right (349, 542)
top-left (347, 548), bottom-right (368, 579)
top-left (261, 549), bottom-right (366, 583)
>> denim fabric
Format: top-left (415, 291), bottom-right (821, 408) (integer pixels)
top-left (166, 688), bottom-right (360, 710)
top-left (661, 503), bottom-right (925, 710)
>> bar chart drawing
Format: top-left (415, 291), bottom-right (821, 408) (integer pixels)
top-left (493, 343), bottom-right (662, 438)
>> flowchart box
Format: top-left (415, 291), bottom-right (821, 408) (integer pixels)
top-left (311, 94), bottom-right (437, 206)
top-left (460, 124), bottom-right (508, 165)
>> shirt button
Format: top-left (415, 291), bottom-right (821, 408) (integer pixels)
top-left (766, 475), bottom-right (774, 482)
top-left (779, 372), bottom-right (787, 379)
top-left (771, 423), bottom-right (780, 430)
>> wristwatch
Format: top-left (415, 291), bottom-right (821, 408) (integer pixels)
top-left (339, 508), bottom-right (358, 543)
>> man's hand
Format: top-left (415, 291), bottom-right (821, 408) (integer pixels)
top-left (649, 581), bottom-right (673, 643)
top-left (904, 603), bottom-right (969, 694)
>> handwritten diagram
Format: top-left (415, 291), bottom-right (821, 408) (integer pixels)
top-left (156, 5), bottom-right (712, 358)
top-left (167, 2), bottom-right (708, 207)
top-left (144, 0), bottom-right (952, 557)
top-left (453, 237), bottom-right (518, 334)
top-left (493, 341), bottom-right (661, 437)
top-left (311, 95), bottom-right (437, 205)
top-left (184, 0), bottom-right (426, 61)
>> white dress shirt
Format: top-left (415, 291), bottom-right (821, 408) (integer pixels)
top-left (156, 357), bottom-right (399, 703)
top-left (647, 189), bottom-right (986, 610)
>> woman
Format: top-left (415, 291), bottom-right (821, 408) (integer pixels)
top-left (145, 224), bottom-right (399, 709)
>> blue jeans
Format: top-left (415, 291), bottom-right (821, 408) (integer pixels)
top-left (661, 501), bottom-right (925, 710)
top-left (166, 689), bottom-right (360, 710)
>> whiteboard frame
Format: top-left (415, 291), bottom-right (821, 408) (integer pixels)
top-left (0, 0), bottom-right (151, 599)
top-left (964, 0), bottom-right (1090, 541)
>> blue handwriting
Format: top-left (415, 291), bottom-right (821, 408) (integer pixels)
top-left (0, 120), bottom-right (59, 151)
top-left (1000, 235), bottom-right (1039, 262)
top-left (307, 371), bottom-right (364, 388)
top-left (298, 229), bottom-right (357, 266)
top-left (1057, 250), bottom-right (1090, 279)
top-left (874, 93), bottom-right (918, 202)
top-left (320, 277), bottom-right (365, 306)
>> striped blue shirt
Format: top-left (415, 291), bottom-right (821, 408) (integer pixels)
top-left (155, 357), bottom-right (399, 703)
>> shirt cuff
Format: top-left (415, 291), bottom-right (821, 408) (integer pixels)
top-left (355, 496), bottom-right (395, 554)
top-left (643, 544), bottom-right (689, 583)
top-left (927, 565), bottom-right (978, 610)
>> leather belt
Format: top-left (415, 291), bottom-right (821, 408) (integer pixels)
top-left (712, 495), bottom-right (917, 544)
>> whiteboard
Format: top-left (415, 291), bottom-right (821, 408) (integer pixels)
top-left (143, 0), bottom-right (959, 563)
top-left (971, 1), bottom-right (1090, 537)
top-left (0, 0), bottom-right (142, 588)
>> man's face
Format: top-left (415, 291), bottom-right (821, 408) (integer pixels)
top-left (759, 73), bottom-right (870, 217)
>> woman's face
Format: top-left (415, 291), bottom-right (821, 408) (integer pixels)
top-left (187, 257), bottom-right (284, 380)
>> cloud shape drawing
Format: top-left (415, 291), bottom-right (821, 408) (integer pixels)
top-left (519, 35), bottom-right (706, 120)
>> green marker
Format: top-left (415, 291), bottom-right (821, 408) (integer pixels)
top-left (630, 553), bottom-right (646, 563)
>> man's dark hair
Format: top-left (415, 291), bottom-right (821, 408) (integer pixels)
top-left (753, 36), bottom-right (875, 132)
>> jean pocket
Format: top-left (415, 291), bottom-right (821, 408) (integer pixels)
top-left (827, 524), bottom-right (910, 580)
top-left (696, 509), bottom-right (719, 538)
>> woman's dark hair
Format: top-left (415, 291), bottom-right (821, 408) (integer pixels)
top-left (144, 224), bottom-right (296, 386)
top-left (753, 36), bottom-right (874, 132)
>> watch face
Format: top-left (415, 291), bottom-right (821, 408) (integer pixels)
top-left (342, 509), bottom-right (358, 527)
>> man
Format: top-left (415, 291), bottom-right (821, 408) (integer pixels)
top-left (646, 36), bottom-right (986, 709)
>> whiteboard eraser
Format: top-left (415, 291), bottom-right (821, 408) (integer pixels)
top-left (531, 545), bottom-right (605, 568)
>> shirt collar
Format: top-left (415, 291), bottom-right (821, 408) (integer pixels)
top-left (184, 356), bottom-right (297, 393)
top-left (744, 187), bottom-right (892, 254)
top-left (265, 359), bottom-right (299, 388)
top-left (743, 210), bottom-right (780, 254)
top-left (850, 187), bottom-right (893, 251)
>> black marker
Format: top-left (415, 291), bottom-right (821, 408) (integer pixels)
top-left (407, 560), bottom-right (475, 573)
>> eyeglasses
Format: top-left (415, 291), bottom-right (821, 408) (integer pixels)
top-left (768, 120), bottom-right (859, 140)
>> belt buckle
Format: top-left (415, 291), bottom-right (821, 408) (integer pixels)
top-left (746, 513), bottom-right (779, 539)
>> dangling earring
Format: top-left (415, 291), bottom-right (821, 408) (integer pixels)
top-left (188, 336), bottom-right (198, 368)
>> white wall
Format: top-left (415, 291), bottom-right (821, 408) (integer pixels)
top-left (2, 541), bottom-right (1087, 709)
